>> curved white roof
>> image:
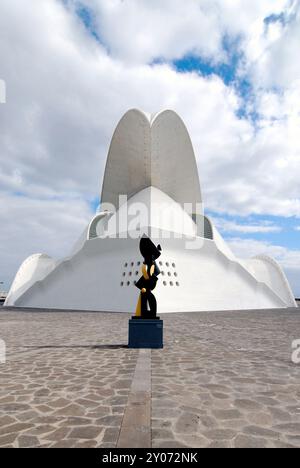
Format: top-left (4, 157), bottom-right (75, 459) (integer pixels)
top-left (100, 109), bottom-right (202, 214)
top-left (5, 253), bottom-right (57, 306)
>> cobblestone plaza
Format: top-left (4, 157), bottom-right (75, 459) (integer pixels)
top-left (0, 308), bottom-right (299, 448)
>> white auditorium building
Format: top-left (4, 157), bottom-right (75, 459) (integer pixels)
top-left (5, 109), bottom-right (297, 312)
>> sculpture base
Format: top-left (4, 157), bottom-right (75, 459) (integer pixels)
top-left (128, 317), bottom-right (163, 349)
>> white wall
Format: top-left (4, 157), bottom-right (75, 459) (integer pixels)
top-left (12, 232), bottom-right (293, 312)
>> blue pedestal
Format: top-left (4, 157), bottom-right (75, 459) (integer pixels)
top-left (128, 318), bottom-right (163, 349)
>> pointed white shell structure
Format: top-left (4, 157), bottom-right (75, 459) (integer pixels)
top-left (101, 109), bottom-right (202, 213)
top-left (5, 109), bottom-right (297, 311)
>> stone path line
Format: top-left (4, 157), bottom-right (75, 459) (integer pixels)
top-left (117, 349), bottom-right (151, 448)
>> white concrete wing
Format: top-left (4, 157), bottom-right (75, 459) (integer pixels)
top-left (5, 254), bottom-right (57, 306)
top-left (101, 109), bottom-right (202, 214)
top-left (242, 255), bottom-right (297, 308)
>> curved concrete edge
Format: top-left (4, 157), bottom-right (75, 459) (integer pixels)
top-left (5, 254), bottom-right (57, 307)
top-left (248, 255), bottom-right (297, 308)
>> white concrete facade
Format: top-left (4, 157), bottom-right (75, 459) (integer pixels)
top-left (5, 109), bottom-right (297, 312)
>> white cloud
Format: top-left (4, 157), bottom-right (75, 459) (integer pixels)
top-left (76, 0), bottom-right (225, 64)
top-left (243, 0), bottom-right (300, 89)
top-left (75, 0), bottom-right (289, 65)
top-left (228, 237), bottom-right (300, 267)
top-left (0, 192), bottom-right (93, 290)
top-left (211, 217), bottom-right (282, 234)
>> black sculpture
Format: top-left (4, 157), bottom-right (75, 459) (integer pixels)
top-left (135, 235), bottom-right (162, 319)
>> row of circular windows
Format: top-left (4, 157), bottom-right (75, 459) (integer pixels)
top-left (121, 280), bottom-right (180, 287)
top-left (122, 271), bottom-right (178, 277)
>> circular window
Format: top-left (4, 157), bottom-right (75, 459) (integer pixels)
top-left (166, 262), bottom-right (169, 267)
top-left (127, 281), bottom-right (130, 286)
top-left (172, 263), bottom-right (176, 268)
top-left (135, 271), bottom-right (139, 275)
top-left (159, 261), bottom-right (163, 266)
top-left (137, 261), bottom-right (141, 266)
top-left (163, 281), bottom-right (167, 286)
top-left (129, 272), bottom-right (132, 276)
top-left (176, 282), bottom-right (180, 286)
top-left (167, 272), bottom-right (171, 277)
top-left (170, 281), bottom-right (173, 286)
top-left (131, 262), bottom-right (134, 266)
top-left (120, 282), bottom-right (124, 286)
top-left (174, 272), bottom-right (178, 277)
top-left (122, 272), bottom-right (126, 277)
top-left (161, 271), bottom-right (165, 276)
top-left (124, 263), bottom-right (128, 267)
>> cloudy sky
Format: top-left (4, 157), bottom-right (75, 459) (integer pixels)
top-left (0, 0), bottom-right (300, 296)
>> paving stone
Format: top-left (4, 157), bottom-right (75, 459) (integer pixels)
top-left (234, 399), bottom-right (263, 411)
top-left (247, 412), bottom-right (273, 426)
top-left (268, 408), bottom-right (292, 422)
top-left (212, 393), bottom-right (230, 400)
top-left (45, 427), bottom-right (71, 441)
top-left (22, 424), bottom-right (56, 436)
top-left (152, 419), bottom-right (172, 429)
top-left (68, 426), bottom-right (103, 440)
top-left (0, 423), bottom-right (32, 437)
top-left (152, 408), bottom-right (179, 419)
top-left (273, 423), bottom-right (300, 434)
top-left (53, 404), bottom-right (86, 417)
top-left (202, 429), bottom-right (237, 441)
top-left (74, 440), bottom-right (98, 448)
top-left (15, 411), bottom-right (40, 422)
top-left (96, 415), bottom-right (123, 427)
top-left (18, 435), bottom-right (40, 448)
top-left (208, 440), bottom-right (232, 448)
top-left (58, 417), bottom-right (92, 426)
top-left (212, 409), bottom-right (242, 420)
top-left (1, 404), bottom-right (31, 413)
top-left (0, 433), bottom-right (18, 446)
top-left (174, 413), bottom-right (200, 434)
top-left (243, 426), bottom-right (280, 438)
top-left (175, 434), bottom-right (209, 448)
top-left (112, 406), bottom-right (125, 414)
top-left (153, 439), bottom-right (188, 448)
top-left (51, 439), bottom-right (78, 448)
top-left (102, 427), bottom-right (120, 443)
top-left (152, 429), bottom-right (174, 440)
top-left (0, 416), bottom-right (16, 427)
top-left (118, 424), bottom-right (150, 448)
top-left (48, 398), bottom-right (70, 408)
top-left (234, 435), bottom-right (269, 448)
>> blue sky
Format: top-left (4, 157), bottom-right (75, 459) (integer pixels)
top-left (0, 0), bottom-right (299, 297)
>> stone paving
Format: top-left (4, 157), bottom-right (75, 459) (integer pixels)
top-left (0, 307), bottom-right (300, 448)
top-left (0, 311), bottom-right (137, 448)
top-left (152, 309), bottom-right (300, 448)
